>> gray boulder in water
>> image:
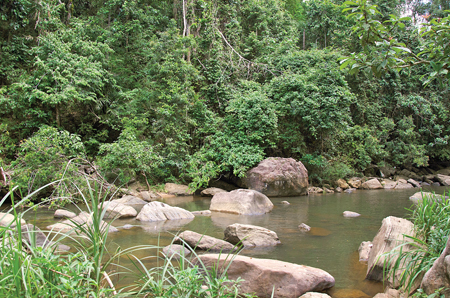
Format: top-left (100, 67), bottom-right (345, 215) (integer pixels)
top-left (241, 157), bottom-right (308, 197)
top-left (136, 201), bottom-right (194, 221)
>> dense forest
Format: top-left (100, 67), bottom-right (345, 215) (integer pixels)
top-left (1, 0), bottom-right (450, 199)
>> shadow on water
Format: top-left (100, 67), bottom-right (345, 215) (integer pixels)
top-left (19, 185), bottom-right (449, 297)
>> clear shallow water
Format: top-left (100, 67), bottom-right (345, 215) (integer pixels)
top-left (18, 186), bottom-right (450, 296)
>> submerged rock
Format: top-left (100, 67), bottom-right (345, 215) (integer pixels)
top-left (47, 211), bottom-right (118, 234)
top-left (241, 157), bottom-right (309, 197)
top-left (343, 211), bottom-right (361, 218)
top-left (358, 241), bottom-right (372, 262)
top-left (298, 223), bottom-right (311, 232)
top-left (54, 209), bottom-right (76, 219)
top-left (192, 254), bottom-right (335, 298)
top-left (210, 189), bottom-right (273, 215)
top-left (191, 210), bottom-right (211, 216)
top-left (224, 223), bottom-right (281, 247)
top-left (174, 230), bottom-right (236, 252)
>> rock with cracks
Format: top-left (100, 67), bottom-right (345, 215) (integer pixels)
top-left (136, 201), bottom-right (194, 221)
top-left (210, 189), bottom-right (273, 215)
top-left (366, 216), bottom-right (416, 288)
top-left (241, 157), bottom-right (309, 197)
top-left (223, 223), bottom-right (281, 247)
top-left (192, 254), bottom-right (335, 298)
top-left (174, 230), bottom-right (237, 252)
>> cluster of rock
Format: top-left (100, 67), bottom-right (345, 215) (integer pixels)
top-left (359, 214), bottom-right (450, 297)
top-left (306, 166), bottom-right (450, 194)
top-left (167, 223), bottom-right (334, 298)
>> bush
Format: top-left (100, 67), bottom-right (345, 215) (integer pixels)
top-left (98, 117), bottom-right (164, 186)
top-left (11, 126), bottom-right (88, 204)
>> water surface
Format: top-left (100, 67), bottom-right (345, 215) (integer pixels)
top-left (20, 186), bottom-right (449, 296)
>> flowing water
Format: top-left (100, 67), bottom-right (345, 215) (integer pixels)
top-left (17, 186), bottom-right (450, 296)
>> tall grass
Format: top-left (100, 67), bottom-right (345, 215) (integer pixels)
top-left (0, 180), bottom-right (254, 297)
top-left (386, 192), bottom-right (450, 293)
top-left (131, 240), bottom-right (257, 298)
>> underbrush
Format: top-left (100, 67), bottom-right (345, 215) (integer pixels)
top-left (0, 181), bottom-right (253, 297)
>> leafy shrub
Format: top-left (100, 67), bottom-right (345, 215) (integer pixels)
top-left (188, 81), bottom-right (278, 189)
top-left (11, 126), bottom-right (88, 203)
top-left (98, 117), bottom-right (163, 186)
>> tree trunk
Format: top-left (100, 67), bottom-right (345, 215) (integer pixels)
top-left (303, 29), bottom-right (305, 50)
top-left (56, 104), bottom-right (61, 127)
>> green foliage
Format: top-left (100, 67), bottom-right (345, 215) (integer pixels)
top-left (188, 81), bottom-right (278, 189)
top-left (268, 49), bottom-right (355, 156)
top-left (301, 154), bottom-right (355, 185)
top-left (0, 123), bottom-right (16, 162)
top-left (11, 126), bottom-right (87, 201)
top-left (98, 118), bottom-right (163, 185)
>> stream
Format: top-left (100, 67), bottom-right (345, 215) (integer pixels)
top-left (16, 186), bottom-right (449, 297)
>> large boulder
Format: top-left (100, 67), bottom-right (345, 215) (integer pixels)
top-left (193, 254), bottom-right (335, 298)
top-left (165, 183), bottom-right (193, 196)
top-left (136, 201), bottom-right (194, 221)
top-left (174, 230), bottom-right (236, 252)
top-left (366, 216), bottom-right (415, 288)
top-left (241, 157), bottom-right (308, 197)
top-left (361, 178), bottom-right (383, 190)
top-left (421, 236), bottom-right (450, 295)
top-left (224, 223), bottom-right (281, 247)
top-left (210, 189), bottom-right (273, 215)
top-left (98, 201), bottom-right (137, 219)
